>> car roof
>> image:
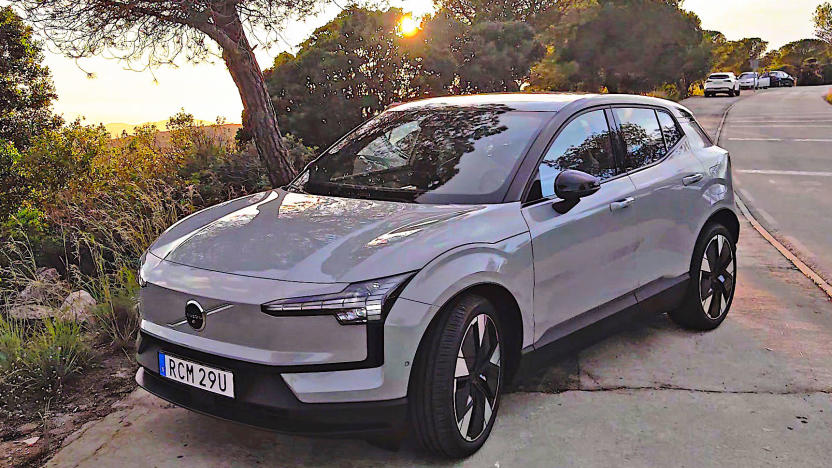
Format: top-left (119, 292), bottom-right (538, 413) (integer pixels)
top-left (390, 92), bottom-right (687, 113)
top-left (390, 93), bottom-right (595, 112)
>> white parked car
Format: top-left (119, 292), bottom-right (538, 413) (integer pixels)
top-left (704, 72), bottom-right (741, 97)
top-left (738, 72), bottom-right (759, 90)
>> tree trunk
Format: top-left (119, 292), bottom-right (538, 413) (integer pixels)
top-left (220, 32), bottom-right (294, 187)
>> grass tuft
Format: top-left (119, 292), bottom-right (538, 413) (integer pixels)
top-left (0, 316), bottom-right (90, 402)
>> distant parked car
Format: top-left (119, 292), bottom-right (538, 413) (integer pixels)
top-left (738, 72), bottom-right (759, 90)
top-left (704, 72), bottom-right (741, 97)
top-left (759, 71), bottom-right (795, 88)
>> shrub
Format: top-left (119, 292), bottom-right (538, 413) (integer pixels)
top-left (0, 315), bottom-right (24, 371)
top-left (21, 319), bottom-right (89, 394)
top-left (0, 318), bottom-right (89, 401)
top-left (89, 267), bottom-right (141, 351)
top-left (0, 140), bottom-right (28, 220)
top-left (826, 89), bottom-right (832, 105)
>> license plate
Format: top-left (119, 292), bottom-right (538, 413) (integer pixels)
top-left (158, 352), bottom-right (235, 398)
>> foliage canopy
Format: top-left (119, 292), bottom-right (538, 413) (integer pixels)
top-left (529, 0), bottom-right (712, 96)
top-left (0, 7), bottom-right (62, 152)
top-left (265, 7), bottom-right (544, 148)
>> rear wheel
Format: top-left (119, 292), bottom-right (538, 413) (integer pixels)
top-left (670, 223), bottom-right (737, 330)
top-left (410, 294), bottom-right (505, 458)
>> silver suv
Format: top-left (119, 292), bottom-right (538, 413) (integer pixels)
top-left (137, 94), bottom-right (738, 458)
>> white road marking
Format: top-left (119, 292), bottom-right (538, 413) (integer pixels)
top-left (736, 170), bottom-right (832, 177)
top-left (728, 138), bottom-right (784, 141)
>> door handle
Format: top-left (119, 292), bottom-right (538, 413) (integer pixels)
top-left (610, 197), bottom-right (635, 212)
top-left (683, 173), bottom-right (704, 186)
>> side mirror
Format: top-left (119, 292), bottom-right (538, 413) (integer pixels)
top-left (554, 169), bottom-right (601, 200)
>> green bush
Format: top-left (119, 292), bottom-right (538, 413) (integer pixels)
top-left (0, 315), bottom-right (24, 370)
top-left (0, 317), bottom-right (89, 400)
top-left (22, 319), bottom-right (89, 394)
top-left (89, 267), bottom-right (141, 351)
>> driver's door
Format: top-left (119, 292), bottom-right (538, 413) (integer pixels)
top-left (521, 108), bottom-right (641, 346)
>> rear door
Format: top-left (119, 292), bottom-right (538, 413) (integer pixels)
top-left (521, 108), bottom-right (641, 345)
top-left (612, 107), bottom-right (708, 296)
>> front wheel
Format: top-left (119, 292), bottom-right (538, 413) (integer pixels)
top-left (670, 224), bottom-right (737, 330)
top-left (410, 294), bottom-right (505, 458)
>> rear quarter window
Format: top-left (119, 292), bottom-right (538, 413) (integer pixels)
top-left (680, 118), bottom-right (713, 149)
top-left (657, 111), bottom-right (683, 149)
top-left (614, 108), bottom-right (667, 171)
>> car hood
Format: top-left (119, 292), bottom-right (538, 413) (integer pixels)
top-left (148, 189), bottom-right (527, 283)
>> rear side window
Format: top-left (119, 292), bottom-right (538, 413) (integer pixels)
top-left (680, 119), bottom-right (712, 149)
top-left (614, 108), bottom-right (666, 171)
top-left (529, 110), bottom-right (618, 200)
top-left (657, 111), bottom-right (683, 149)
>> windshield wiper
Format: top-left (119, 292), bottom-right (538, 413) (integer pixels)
top-left (283, 182), bottom-right (308, 194)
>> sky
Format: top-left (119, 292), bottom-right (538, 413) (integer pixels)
top-left (10, 0), bottom-right (824, 125)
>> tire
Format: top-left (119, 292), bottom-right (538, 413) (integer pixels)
top-left (704, 92), bottom-right (712, 98)
top-left (410, 294), bottom-right (505, 458)
top-left (736, 88), bottom-right (741, 96)
top-left (670, 223), bottom-right (737, 331)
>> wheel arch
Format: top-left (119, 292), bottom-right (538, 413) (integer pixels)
top-left (408, 282), bottom-right (525, 394)
top-left (704, 208), bottom-right (740, 244)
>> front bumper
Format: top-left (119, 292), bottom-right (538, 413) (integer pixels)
top-left (135, 332), bottom-right (408, 435)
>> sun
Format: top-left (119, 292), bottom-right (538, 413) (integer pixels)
top-left (398, 15), bottom-right (420, 37)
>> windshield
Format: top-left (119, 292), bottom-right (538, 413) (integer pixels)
top-left (739, 73), bottom-right (755, 78)
top-left (710, 74), bottom-right (730, 79)
top-left (291, 105), bottom-right (551, 204)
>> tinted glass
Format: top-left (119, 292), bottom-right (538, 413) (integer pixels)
top-left (657, 111), bottom-right (683, 149)
top-left (614, 108), bottom-right (667, 170)
top-left (530, 110), bottom-right (617, 200)
top-left (294, 105), bottom-right (550, 204)
top-left (710, 74), bottom-right (730, 79)
top-left (739, 73), bottom-right (755, 79)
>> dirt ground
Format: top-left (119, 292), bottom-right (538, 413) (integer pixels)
top-left (1, 346), bottom-right (136, 468)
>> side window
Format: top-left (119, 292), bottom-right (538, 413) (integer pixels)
top-left (614, 108), bottom-right (667, 171)
top-left (680, 119), bottom-right (712, 149)
top-left (657, 111), bottom-right (683, 149)
top-left (530, 110), bottom-right (618, 200)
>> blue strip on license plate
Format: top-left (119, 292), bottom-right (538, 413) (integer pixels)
top-left (159, 352), bottom-right (167, 376)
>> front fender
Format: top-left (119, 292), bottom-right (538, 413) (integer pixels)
top-left (397, 232), bottom-right (534, 348)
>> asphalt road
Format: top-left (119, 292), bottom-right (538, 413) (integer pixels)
top-left (44, 92), bottom-right (832, 468)
top-left (721, 86), bottom-right (832, 282)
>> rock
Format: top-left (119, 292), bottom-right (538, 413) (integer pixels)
top-left (59, 290), bottom-right (96, 322)
top-left (16, 423), bottom-right (39, 435)
top-left (19, 267), bottom-right (68, 305)
top-left (22, 436), bottom-right (39, 446)
top-left (8, 304), bottom-right (56, 320)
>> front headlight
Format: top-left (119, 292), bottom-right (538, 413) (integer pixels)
top-left (261, 272), bottom-right (415, 325)
top-left (138, 251), bottom-right (148, 288)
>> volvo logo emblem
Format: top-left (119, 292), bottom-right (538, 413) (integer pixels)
top-left (185, 300), bottom-right (206, 331)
